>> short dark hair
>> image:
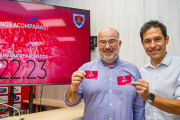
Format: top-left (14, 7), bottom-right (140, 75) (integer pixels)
top-left (140, 20), bottom-right (167, 43)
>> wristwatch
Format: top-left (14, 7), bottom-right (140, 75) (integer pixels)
top-left (146, 93), bottom-right (155, 103)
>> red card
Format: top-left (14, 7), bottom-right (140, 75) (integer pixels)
top-left (85, 70), bottom-right (98, 80)
top-left (117, 75), bottom-right (132, 85)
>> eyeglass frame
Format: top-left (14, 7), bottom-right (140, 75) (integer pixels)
top-left (98, 39), bottom-right (119, 47)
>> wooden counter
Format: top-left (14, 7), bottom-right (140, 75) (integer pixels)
top-left (4, 99), bottom-right (84, 120)
top-left (22, 104), bottom-right (84, 120)
top-left (23, 99), bottom-right (70, 108)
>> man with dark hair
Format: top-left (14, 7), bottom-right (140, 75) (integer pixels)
top-left (139, 20), bottom-right (167, 43)
top-left (64, 27), bottom-right (145, 120)
top-left (131, 20), bottom-right (180, 120)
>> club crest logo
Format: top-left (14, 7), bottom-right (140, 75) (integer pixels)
top-left (89, 71), bottom-right (94, 77)
top-left (73, 13), bottom-right (85, 29)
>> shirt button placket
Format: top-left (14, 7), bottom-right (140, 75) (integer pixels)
top-left (152, 69), bottom-right (157, 92)
top-left (109, 68), bottom-right (113, 120)
top-left (152, 69), bottom-right (157, 118)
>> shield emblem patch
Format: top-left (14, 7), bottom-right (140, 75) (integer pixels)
top-left (73, 13), bottom-right (85, 29)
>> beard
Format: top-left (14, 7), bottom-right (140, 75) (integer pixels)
top-left (99, 48), bottom-right (119, 64)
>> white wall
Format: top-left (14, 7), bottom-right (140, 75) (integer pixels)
top-left (31, 0), bottom-right (180, 100)
top-left (41, 0), bottom-right (180, 69)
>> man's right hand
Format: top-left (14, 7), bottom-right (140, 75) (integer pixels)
top-left (66, 71), bottom-right (86, 104)
top-left (70, 71), bottom-right (86, 92)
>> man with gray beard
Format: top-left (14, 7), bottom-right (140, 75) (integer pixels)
top-left (64, 27), bottom-right (145, 120)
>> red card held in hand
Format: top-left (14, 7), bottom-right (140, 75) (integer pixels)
top-left (85, 70), bottom-right (98, 80)
top-left (117, 75), bottom-right (132, 85)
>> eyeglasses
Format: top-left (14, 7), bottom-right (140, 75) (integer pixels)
top-left (98, 39), bottom-right (118, 47)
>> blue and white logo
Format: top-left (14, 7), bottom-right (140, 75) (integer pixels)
top-left (14, 95), bottom-right (21, 102)
top-left (73, 13), bottom-right (85, 29)
top-left (0, 105), bottom-right (8, 113)
top-left (0, 87), bottom-right (8, 94)
top-left (13, 86), bottom-right (21, 93)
